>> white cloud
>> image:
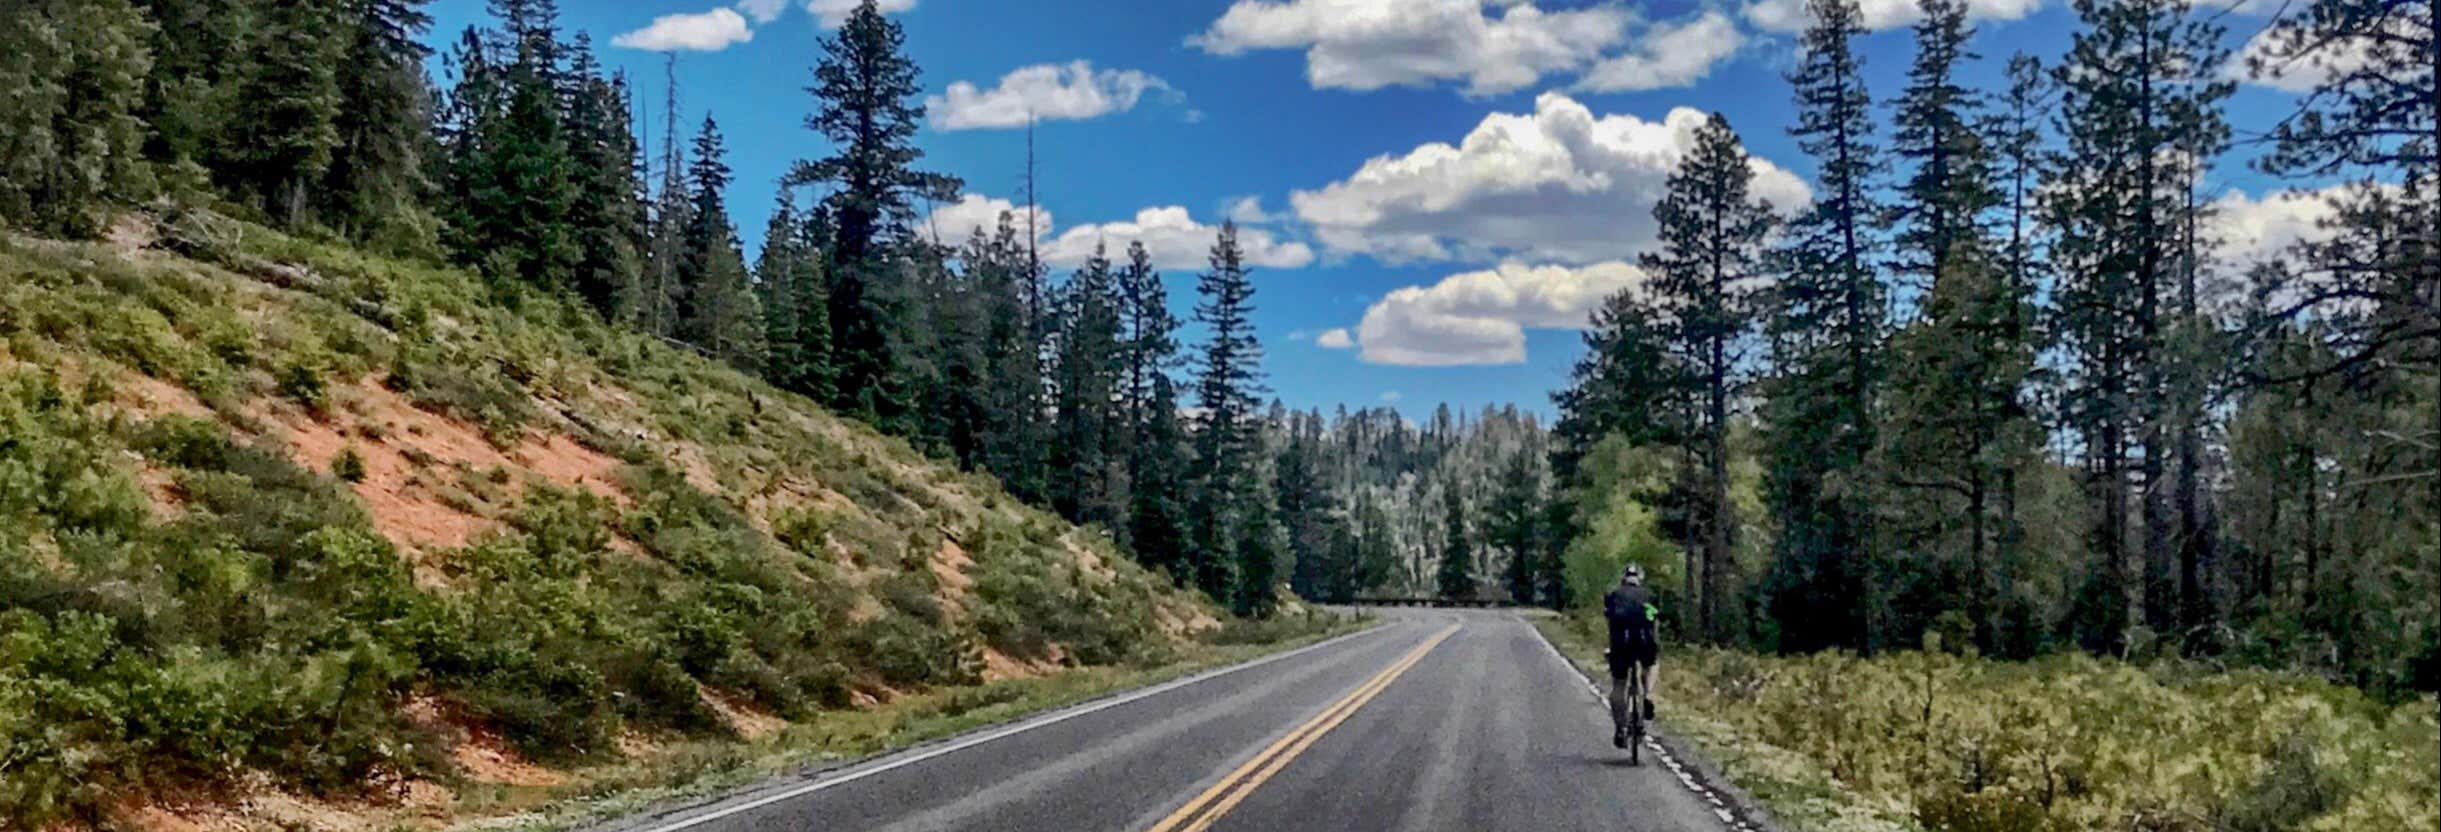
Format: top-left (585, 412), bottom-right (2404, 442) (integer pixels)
top-left (928, 62), bottom-right (1174, 131)
top-left (2227, 26), bottom-right (2385, 93)
top-left (1742, 0), bottom-right (2041, 33)
top-left (1190, 0), bottom-right (1631, 97)
top-left (923, 196), bottom-right (1313, 270)
top-left (1317, 328), bottom-right (1356, 348)
top-left (1351, 261), bottom-right (1646, 366)
top-left (920, 194), bottom-right (1053, 245)
top-left (808, 0), bottom-right (914, 28)
top-left (1048, 207), bottom-right (1314, 270)
top-left (1291, 93), bottom-right (1810, 266)
top-left (1576, 12), bottom-right (1745, 93)
top-left (736, 0), bottom-right (788, 23)
top-left (1227, 196), bottom-right (1279, 224)
top-left (612, 8), bottom-right (754, 52)
top-left (2210, 184), bottom-right (2352, 269)
top-left (1379, 390), bottom-right (1404, 402)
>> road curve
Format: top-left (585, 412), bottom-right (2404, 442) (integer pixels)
top-left (590, 609), bottom-right (1730, 832)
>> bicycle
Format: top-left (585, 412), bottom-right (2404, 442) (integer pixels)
top-left (1606, 649), bottom-right (1649, 766)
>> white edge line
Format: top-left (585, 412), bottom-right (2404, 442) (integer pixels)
top-left (629, 622), bottom-right (1399, 832)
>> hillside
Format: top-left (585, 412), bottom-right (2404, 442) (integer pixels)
top-left (0, 210), bottom-right (1236, 827)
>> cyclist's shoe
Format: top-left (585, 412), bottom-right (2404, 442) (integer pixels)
top-left (1644, 699), bottom-right (1657, 721)
top-left (1613, 724), bottom-right (1629, 748)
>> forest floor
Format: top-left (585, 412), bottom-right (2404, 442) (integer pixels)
top-left (1536, 615), bottom-right (2439, 832)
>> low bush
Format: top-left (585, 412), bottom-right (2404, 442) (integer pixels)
top-left (1548, 615), bottom-right (2440, 832)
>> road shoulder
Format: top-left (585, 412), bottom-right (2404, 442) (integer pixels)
top-left (1524, 615), bottom-right (1788, 832)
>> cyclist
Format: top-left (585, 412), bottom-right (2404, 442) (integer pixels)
top-left (1602, 563), bottom-right (1660, 748)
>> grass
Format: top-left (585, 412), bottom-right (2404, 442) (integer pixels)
top-left (1537, 615), bottom-right (2439, 832)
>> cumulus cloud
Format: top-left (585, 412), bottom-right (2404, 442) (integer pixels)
top-left (1350, 261), bottom-right (1645, 366)
top-left (928, 62), bottom-right (1174, 131)
top-left (1227, 196), bottom-right (1279, 224)
top-left (1291, 93), bottom-right (1810, 266)
top-left (920, 194), bottom-right (1053, 245)
top-left (1743, 0), bottom-right (2041, 33)
top-left (1048, 207), bottom-right (1314, 270)
top-left (923, 196), bottom-right (1313, 270)
top-left (736, 0), bottom-right (788, 23)
top-left (1190, 0), bottom-right (1631, 97)
top-left (613, 8), bottom-right (754, 52)
top-left (1317, 328), bottom-right (1356, 349)
top-left (1576, 12), bottom-right (1745, 92)
top-left (808, 0), bottom-right (914, 28)
top-left (2227, 26), bottom-right (2385, 93)
top-left (2210, 184), bottom-right (2355, 269)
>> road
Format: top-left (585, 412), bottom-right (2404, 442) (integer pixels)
top-left (594, 610), bottom-right (1738, 832)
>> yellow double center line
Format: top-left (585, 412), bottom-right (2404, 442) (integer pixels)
top-left (1146, 623), bottom-right (1462, 832)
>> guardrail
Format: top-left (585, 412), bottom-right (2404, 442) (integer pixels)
top-left (1345, 597), bottom-right (1545, 609)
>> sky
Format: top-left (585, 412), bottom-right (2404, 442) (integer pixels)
top-left (421, 0), bottom-right (2349, 419)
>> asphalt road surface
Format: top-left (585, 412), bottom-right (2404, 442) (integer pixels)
top-left (594, 609), bottom-right (1735, 832)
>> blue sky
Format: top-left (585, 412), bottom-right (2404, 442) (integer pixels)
top-left (424, 0), bottom-right (2336, 419)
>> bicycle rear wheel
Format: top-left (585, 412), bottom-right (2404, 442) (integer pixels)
top-left (1626, 673), bottom-right (1644, 765)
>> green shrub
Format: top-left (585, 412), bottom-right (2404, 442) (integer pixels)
top-left (332, 447), bottom-right (367, 483)
top-left (275, 359), bottom-right (325, 409)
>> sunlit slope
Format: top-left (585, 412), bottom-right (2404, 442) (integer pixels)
top-left (0, 212), bottom-right (1217, 820)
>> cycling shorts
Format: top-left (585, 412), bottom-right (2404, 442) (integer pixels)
top-left (1607, 639), bottom-right (1657, 678)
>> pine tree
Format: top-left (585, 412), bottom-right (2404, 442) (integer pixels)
top-left (561, 36), bottom-right (645, 319)
top-left (790, 207), bottom-right (839, 401)
top-left (2047, 0), bottom-right (2231, 651)
top-left (0, 0), bottom-right (156, 237)
top-left (1355, 494), bottom-right (1399, 596)
top-left (1491, 448), bottom-right (1545, 605)
top-left (1869, 28), bottom-right (2046, 654)
top-left (1190, 222), bottom-right (1269, 608)
top-left (133, 0), bottom-right (252, 175)
top-left (1435, 482), bottom-right (1474, 600)
top-left (1761, 0), bottom-right (1888, 653)
top-left (758, 192), bottom-right (807, 386)
top-left (1119, 242), bottom-right (1177, 437)
top-left (318, 0), bottom-right (434, 241)
top-left (676, 116), bottom-right (762, 369)
top-left (792, 0), bottom-right (962, 422)
top-left (1642, 114), bottom-right (1775, 643)
top-left (228, 0), bottom-right (343, 227)
top-left (965, 214), bottom-right (1050, 502)
top-left (1116, 241), bottom-right (1193, 581)
top-left (2240, 0), bottom-right (2436, 694)
top-left (1278, 412), bottom-right (1342, 601)
top-left (1890, 0), bottom-right (1997, 289)
top-left (1130, 373), bottom-right (1196, 584)
top-left (437, 1), bottom-right (579, 289)
top-left (1051, 244), bottom-right (1130, 533)
top-left (642, 55), bottom-right (690, 337)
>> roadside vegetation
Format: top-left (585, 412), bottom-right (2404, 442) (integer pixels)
top-left (1542, 617), bottom-right (2439, 832)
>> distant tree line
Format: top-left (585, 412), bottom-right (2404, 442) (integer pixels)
top-left (1271, 404), bottom-right (1561, 606)
top-left (1551, 0), bottom-right (2436, 695)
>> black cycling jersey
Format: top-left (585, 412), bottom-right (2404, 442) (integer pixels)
top-left (1603, 584), bottom-right (1659, 675)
